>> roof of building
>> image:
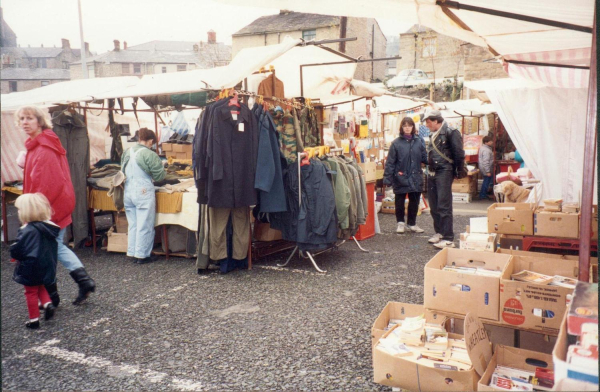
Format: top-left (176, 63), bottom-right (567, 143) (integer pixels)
top-left (402, 25), bottom-right (432, 35)
top-left (1, 67), bottom-right (71, 80)
top-left (1, 46), bottom-right (64, 58)
top-left (71, 41), bottom-right (231, 67)
top-left (233, 12), bottom-right (340, 36)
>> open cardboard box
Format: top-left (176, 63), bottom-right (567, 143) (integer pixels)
top-left (552, 312), bottom-right (599, 386)
top-left (106, 227), bottom-right (128, 253)
top-left (534, 208), bottom-right (580, 239)
top-left (460, 217), bottom-right (498, 252)
top-left (373, 313), bottom-right (492, 391)
top-left (499, 255), bottom-right (578, 333)
top-left (478, 345), bottom-right (554, 391)
top-left (371, 302), bottom-right (447, 348)
top-left (497, 234), bottom-right (524, 251)
top-left (424, 248), bottom-right (513, 321)
top-left (487, 203), bottom-right (535, 236)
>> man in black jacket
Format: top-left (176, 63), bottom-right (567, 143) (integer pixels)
top-left (423, 109), bottom-right (467, 249)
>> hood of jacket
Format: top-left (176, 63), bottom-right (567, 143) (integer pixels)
top-left (28, 221), bottom-right (60, 240)
top-left (25, 129), bottom-right (66, 156)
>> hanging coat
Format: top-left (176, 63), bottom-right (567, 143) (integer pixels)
top-left (51, 111), bottom-right (90, 247)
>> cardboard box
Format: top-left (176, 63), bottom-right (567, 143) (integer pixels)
top-left (567, 281), bottom-right (598, 336)
top-left (106, 227), bottom-right (128, 253)
top-left (114, 211), bottom-right (128, 233)
top-left (175, 152), bottom-right (191, 160)
top-left (497, 234), bottom-right (524, 250)
top-left (161, 142), bottom-right (173, 152)
top-left (592, 205), bottom-right (598, 241)
top-left (478, 345), bottom-right (554, 391)
top-left (453, 192), bottom-right (472, 204)
top-left (438, 313), bottom-right (516, 348)
top-left (253, 221), bottom-right (282, 242)
top-left (423, 248), bottom-right (513, 321)
top-left (553, 313), bottom-right (599, 386)
top-left (373, 312), bottom-right (493, 391)
top-left (371, 302), bottom-right (447, 347)
top-left (499, 255), bottom-right (578, 333)
top-left (488, 203), bottom-right (535, 236)
top-left (518, 331), bottom-right (558, 354)
top-left (357, 162), bottom-right (376, 182)
top-left (381, 200), bottom-right (395, 214)
top-left (534, 208), bottom-right (580, 239)
top-left (172, 143), bottom-right (192, 153)
top-left (460, 230), bottom-right (497, 252)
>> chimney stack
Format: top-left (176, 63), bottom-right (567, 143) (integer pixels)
top-left (207, 30), bottom-right (216, 44)
top-left (280, 9), bottom-right (292, 14)
top-left (61, 38), bottom-right (70, 50)
top-left (84, 42), bottom-right (89, 54)
top-left (113, 40), bottom-right (120, 51)
top-left (124, 41), bottom-right (127, 50)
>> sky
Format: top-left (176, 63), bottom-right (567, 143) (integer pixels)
top-left (2, 0), bottom-right (412, 54)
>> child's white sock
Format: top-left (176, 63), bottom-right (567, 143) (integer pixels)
top-left (29, 318), bottom-right (39, 322)
top-left (43, 302), bottom-right (52, 309)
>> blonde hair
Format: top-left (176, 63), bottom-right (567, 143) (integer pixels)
top-left (14, 106), bottom-right (53, 130)
top-left (15, 193), bottom-right (53, 224)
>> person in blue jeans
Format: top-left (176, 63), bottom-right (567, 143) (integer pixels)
top-left (478, 136), bottom-right (495, 200)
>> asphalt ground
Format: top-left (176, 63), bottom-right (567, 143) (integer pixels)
top-left (2, 203), bottom-right (488, 391)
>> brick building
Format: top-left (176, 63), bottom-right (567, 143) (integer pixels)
top-left (70, 32), bottom-right (231, 80)
top-left (0, 7), bottom-right (16, 47)
top-left (0, 68), bottom-right (70, 94)
top-left (396, 24), bottom-right (506, 82)
top-left (232, 11), bottom-right (387, 82)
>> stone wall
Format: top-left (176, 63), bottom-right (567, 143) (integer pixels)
top-left (346, 18), bottom-right (387, 82)
top-left (0, 79), bottom-right (62, 94)
top-left (396, 30), bottom-right (465, 79)
top-left (463, 44), bottom-right (507, 81)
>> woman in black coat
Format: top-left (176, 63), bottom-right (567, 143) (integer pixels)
top-left (383, 117), bottom-right (428, 234)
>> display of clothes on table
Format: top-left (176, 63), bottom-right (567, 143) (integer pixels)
top-left (51, 109), bottom-right (90, 248)
top-left (193, 97), bottom-right (259, 273)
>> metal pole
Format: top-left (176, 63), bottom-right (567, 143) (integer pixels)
top-left (371, 24), bottom-right (375, 82)
top-left (578, 5), bottom-right (596, 282)
top-left (77, 0), bottom-right (89, 79)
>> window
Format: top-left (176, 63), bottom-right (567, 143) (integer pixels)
top-left (302, 29), bottom-right (316, 42)
top-left (422, 37), bottom-right (436, 58)
top-left (87, 64), bottom-right (95, 78)
top-left (62, 61), bottom-right (69, 69)
top-left (133, 63), bottom-right (142, 74)
top-left (9, 81), bottom-right (17, 92)
top-left (177, 64), bottom-right (186, 72)
top-left (41, 80), bottom-right (50, 87)
top-left (162, 66), bottom-right (167, 73)
top-left (122, 63), bottom-right (130, 74)
top-left (37, 58), bottom-right (47, 68)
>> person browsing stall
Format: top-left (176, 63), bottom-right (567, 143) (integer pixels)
top-left (478, 135), bottom-right (495, 200)
top-left (383, 117), bottom-right (428, 234)
top-left (423, 109), bottom-right (467, 249)
top-left (10, 193), bottom-right (60, 329)
top-left (121, 128), bottom-right (165, 264)
top-left (16, 105), bottom-right (96, 306)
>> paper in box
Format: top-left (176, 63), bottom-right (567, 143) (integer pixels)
top-left (423, 248), bottom-right (512, 321)
top-left (371, 302), bottom-right (447, 347)
top-left (487, 203), bottom-right (535, 236)
top-left (499, 255), bottom-right (578, 333)
top-left (478, 345), bottom-right (554, 391)
top-left (460, 217), bottom-right (497, 252)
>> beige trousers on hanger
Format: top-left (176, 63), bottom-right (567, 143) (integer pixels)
top-left (208, 207), bottom-right (250, 260)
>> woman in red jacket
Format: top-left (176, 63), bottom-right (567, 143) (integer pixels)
top-left (16, 105), bottom-right (96, 306)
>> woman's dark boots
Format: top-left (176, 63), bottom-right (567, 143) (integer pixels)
top-left (44, 283), bottom-right (60, 307)
top-left (69, 268), bottom-right (96, 305)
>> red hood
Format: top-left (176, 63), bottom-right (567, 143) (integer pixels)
top-left (25, 129), bottom-right (66, 155)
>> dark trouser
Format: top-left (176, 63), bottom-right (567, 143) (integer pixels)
top-left (480, 175), bottom-right (493, 199)
top-left (395, 192), bottom-right (421, 226)
top-left (428, 170), bottom-right (454, 241)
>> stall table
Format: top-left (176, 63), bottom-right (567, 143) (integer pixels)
top-left (2, 186), bottom-right (22, 244)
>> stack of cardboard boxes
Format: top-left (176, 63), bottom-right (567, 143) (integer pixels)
top-left (452, 170), bottom-right (479, 204)
top-left (371, 247), bottom-right (596, 391)
top-left (162, 142), bottom-right (192, 160)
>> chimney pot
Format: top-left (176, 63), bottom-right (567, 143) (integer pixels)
top-left (84, 42), bottom-right (89, 54)
top-left (124, 41), bottom-right (127, 50)
top-left (207, 30), bottom-right (216, 44)
top-left (280, 9), bottom-right (292, 14)
top-left (113, 40), bottom-right (120, 51)
top-left (61, 38), bottom-right (70, 49)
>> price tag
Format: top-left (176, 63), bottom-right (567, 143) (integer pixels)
top-left (232, 113), bottom-right (238, 121)
top-left (238, 123), bottom-right (245, 132)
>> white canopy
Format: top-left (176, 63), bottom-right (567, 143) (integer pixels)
top-left (218, 0), bottom-right (593, 88)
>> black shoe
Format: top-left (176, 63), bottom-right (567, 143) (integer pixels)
top-left (44, 304), bottom-right (56, 321)
top-left (69, 268), bottom-right (96, 305)
top-left (127, 130), bottom-right (139, 143)
top-left (197, 268), bottom-right (217, 275)
top-left (45, 283), bottom-right (60, 308)
top-left (137, 254), bottom-right (159, 264)
top-left (26, 320), bottom-right (40, 329)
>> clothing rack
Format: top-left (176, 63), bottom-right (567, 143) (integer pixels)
top-left (277, 151), bottom-right (368, 273)
top-left (206, 89), bottom-right (314, 110)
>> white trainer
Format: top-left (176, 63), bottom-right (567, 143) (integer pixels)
top-left (427, 233), bottom-right (442, 243)
top-left (433, 241), bottom-right (456, 249)
top-left (396, 222), bottom-right (405, 234)
top-left (408, 225), bottom-right (424, 233)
